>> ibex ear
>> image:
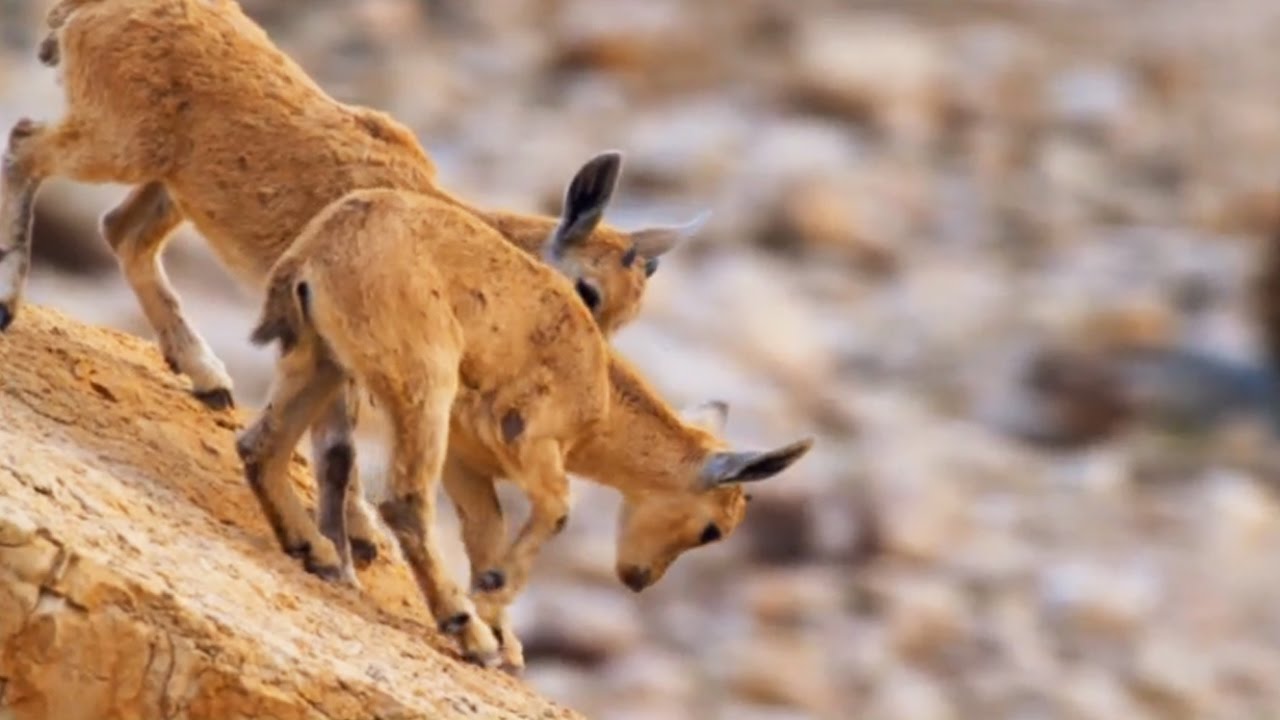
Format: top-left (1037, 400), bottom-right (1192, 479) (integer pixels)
top-left (699, 438), bottom-right (814, 488)
top-left (630, 210), bottom-right (711, 260)
top-left (681, 399), bottom-right (729, 434)
top-left (550, 150), bottom-right (623, 255)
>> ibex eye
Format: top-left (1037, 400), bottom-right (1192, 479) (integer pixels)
top-left (621, 246), bottom-right (638, 268)
top-left (575, 279), bottom-right (602, 311)
top-left (698, 523), bottom-right (722, 545)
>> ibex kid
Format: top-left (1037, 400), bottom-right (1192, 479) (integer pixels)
top-left (241, 187), bottom-right (813, 668)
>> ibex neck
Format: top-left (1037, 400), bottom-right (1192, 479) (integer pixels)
top-left (566, 354), bottom-right (709, 494)
top-left (476, 210), bottom-right (559, 257)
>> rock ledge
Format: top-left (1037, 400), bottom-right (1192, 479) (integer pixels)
top-left (0, 305), bottom-right (579, 720)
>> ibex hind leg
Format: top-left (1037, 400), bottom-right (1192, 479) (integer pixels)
top-left (2, 114), bottom-right (154, 329)
top-left (367, 363), bottom-right (500, 668)
top-left (236, 341), bottom-right (351, 583)
top-left (0, 121), bottom-right (44, 331)
top-left (310, 384), bottom-right (383, 579)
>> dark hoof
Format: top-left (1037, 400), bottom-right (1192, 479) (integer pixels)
top-left (284, 541), bottom-right (311, 558)
top-left (194, 387), bottom-right (235, 410)
top-left (462, 651), bottom-right (500, 669)
top-left (37, 35), bottom-right (59, 66)
top-left (438, 612), bottom-right (471, 636)
top-left (499, 662), bottom-right (524, 678)
top-left (163, 354), bottom-right (181, 373)
top-left (9, 118), bottom-right (38, 144)
top-left (349, 537), bottom-right (378, 568)
top-left (475, 569), bottom-right (506, 592)
top-left (304, 560), bottom-right (344, 582)
top-left (234, 436), bottom-right (257, 465)
top-left (0, 304), bottom-right (12, 332)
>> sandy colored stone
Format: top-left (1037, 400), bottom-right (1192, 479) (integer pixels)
top-left (727, 629), bottom-right (838, 716)
top-left (862, 668), bottom-right (955, 720)
top-left (884, 575), bottom-right (971, 663)
top-left (0, 305), bottom-right (581, 720)
top-left (787, 16), bottom-right (944, 149)
top-left (742, 568), bottom-right (843, 628)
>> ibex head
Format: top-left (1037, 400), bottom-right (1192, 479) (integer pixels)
top-left (544, 150), bottom-right (709, 334)
top-left (610, 400), bottom-right (814, 592)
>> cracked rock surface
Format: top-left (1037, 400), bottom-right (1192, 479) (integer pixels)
top-left (0, 305), bottom-right (580, 720)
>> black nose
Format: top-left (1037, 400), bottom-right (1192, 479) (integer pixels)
top-left (620, 566), bottom-right (651, 593)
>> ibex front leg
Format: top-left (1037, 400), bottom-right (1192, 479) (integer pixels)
top-left (443, 456), bottom-right (525, 673)
top-left (475, 438), bottom-right (570, 608)
top-left (102, 182), bottom-right (235, 408)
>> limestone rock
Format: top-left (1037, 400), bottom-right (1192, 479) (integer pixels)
top-left (1128, 632), bottom-right (1215, 719)
top-left (1039, 558), bottom-right (1160, 640)
top-left (759, 176), bottom-right (900, 276)
top-left (863, 668), bottom-right (955, 720)
top-left (787, 16), bottom-right (944, 150)
top-left (1058, 669), bottom-right (1152, 720)
top-left (884, 575), bottom-right (972, 664)
top-left (742, 568), bottom-right (844, 627)
top-left (0, 305), bottom-right (580, 720)
top-left (727, 629), bottom-right (838, 716)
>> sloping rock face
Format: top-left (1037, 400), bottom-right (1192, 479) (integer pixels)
top-left (0, 305), bottom-right (580, 720)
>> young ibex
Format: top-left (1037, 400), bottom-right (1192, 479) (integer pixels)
top-left (1, 0), bottom-right (699, 568)
top-left (242, 188), bottom-right (813, 669)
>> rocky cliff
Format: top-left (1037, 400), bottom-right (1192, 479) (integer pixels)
top-left (0, 305), bottom-right (579, 720)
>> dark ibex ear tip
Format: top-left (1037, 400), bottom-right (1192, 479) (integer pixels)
top-left (588, 149), bottom-right (624, 173)
top-left (786, 437), bottom-right (817, 459)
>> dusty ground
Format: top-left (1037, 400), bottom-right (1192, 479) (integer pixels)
top-left (0, 305), bottom-right (579, 720)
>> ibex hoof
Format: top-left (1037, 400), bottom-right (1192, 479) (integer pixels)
top-left (349, 537), bottom-right (379, 568)
top-left (304, 560), bottom-right (345, 583)
top-left (8, 119), bottom-right (40, 146)
top-left (284, 542), bottom-right (312, 560)
top-left (461, 650), bottom-right (501, 670)
top-left (37, 35), bottom-right (59, 66)
top-left (438, 612), bottom-right (471, 636)
top-left (0, 304), bottom-right (13, 332)
top-left (194, 387), bottom-right (235, 410)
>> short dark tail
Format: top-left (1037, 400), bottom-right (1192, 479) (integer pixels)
top-left (250, 256), bottom-right (308, 351)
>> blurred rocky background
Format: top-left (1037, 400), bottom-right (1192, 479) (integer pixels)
top-left (5, 0), bottom-right (1280, 718)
